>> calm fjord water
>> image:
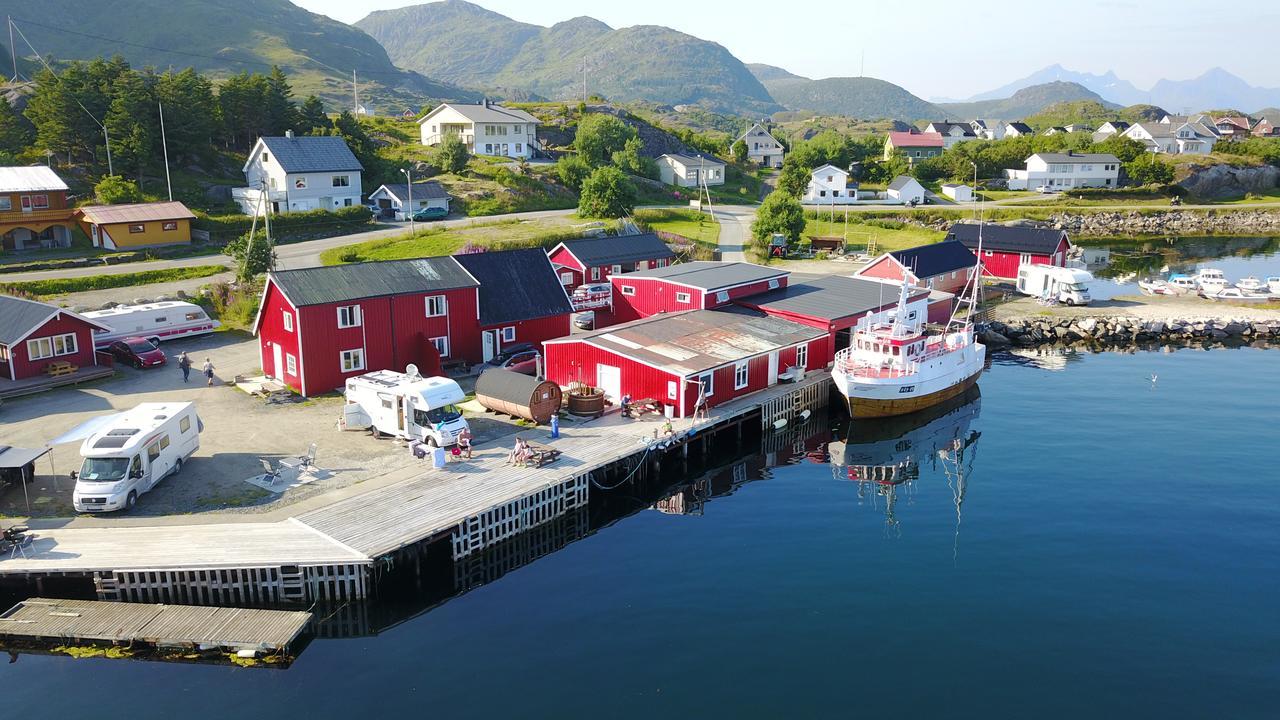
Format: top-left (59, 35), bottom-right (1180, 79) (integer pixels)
top-left (4, 348), bottom-right (1278, 718)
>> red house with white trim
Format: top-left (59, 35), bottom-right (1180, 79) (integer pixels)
top-left (855, 240), bottom-right (977, 295)
top-left (548, 233), bottom-right (675, 291)
top-left (600, 261), bottom-right (789, 326)
top-left (945, 223), bottom-right (1071, 279)
top-left (544, 309), bottom-right (827, 417)
top-left (253, 248), bottom-right (572, 395)
top-left (0, 295), bottom-right (110, 380)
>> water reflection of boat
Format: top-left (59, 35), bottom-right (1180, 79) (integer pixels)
top-left (827, 388), bottom-right (982, 536)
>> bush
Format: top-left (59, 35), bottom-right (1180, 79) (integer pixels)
top-left (751, 191), bottom-right (805, 253)
top-left (555, 154), bottom-right (592, 192)
top-left (611, 136), bottom-right (657, 180)
top-left (731, 139), bottom-right (748, 164)
top-left (575, 113), bottom-right (637, 167)
top-left (578, 166), bottom-right (635, 218)
top-left (194, 206), bottom-right (372, 242)
top-left (224, 229), bottom-right (276, 281)
top-left (433, 134), bottom-right (470, 174)
top-left (94, 176), bottom-right (143, 204)
top-left (0, 265), bottom-right (225, 297)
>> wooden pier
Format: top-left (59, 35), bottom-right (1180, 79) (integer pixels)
top-left (0, 597), bottom-right (311, 655)
top-left (0, 373), bottom-right (831, 605)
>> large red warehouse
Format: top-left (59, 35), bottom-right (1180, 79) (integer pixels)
top-left (855, 240), bottom-right (977, 295)
top-left (601, 261), bottom-right (789, 326)
top-left (0, 295), bottom-right (109, 381)
top-left (548, 233), bottom-right (675, 291)
top-left (544, 308), bottom-right (827, 418)
top-left (946, 223), bottom-right (1071, 279)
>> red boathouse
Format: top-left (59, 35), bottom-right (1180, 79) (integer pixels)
top-left (547, 233), bottom-right (675, 291)
top-left (600, 261), bottom-right (789, 326)
top-left (946, 223), bottom-right (1071, 279)
top-left (0, 295), bottom-right (110, 380)
top-left (855, 240), bottom-right (977, 295)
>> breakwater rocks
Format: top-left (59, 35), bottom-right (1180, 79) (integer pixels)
top-left (1047, 210), bottom-right (1280, 236)
top-left (980, 316), bottom-right (1280, 348)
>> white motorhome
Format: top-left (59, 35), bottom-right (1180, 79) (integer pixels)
top-left (343, 368), bottom-right (470, 447)
top-left (71, 402), bottom-right (202, 512)
top-left (1016, 264), bottom-right (1094, 305)
top-left (83, 301), bottom-right (220, 348)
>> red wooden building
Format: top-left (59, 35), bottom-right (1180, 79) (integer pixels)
top-left (856, 240), bottom-right (977, 295)
top-left (253, 248), bottom-right (572, 395)
top-left (946, 223), bottom-right (1071, 279)
top-left (544, 309), bottom-right (827, 418)
top-left (600, 261), bottom-right (789, 326)
top-left (0, 295), bottom-right (110, 380)
top-left (548, 233), bottom-right (675, 291)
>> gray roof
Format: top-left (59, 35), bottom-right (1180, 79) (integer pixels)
top-left (1005, 122), bottom-right (1034, 133)
top-left (888, 240), bottom-right (978, 278)
top-left (373, 182), bottom-right (450, 203)
top-left (420, 102), bottom-right (540, 124)
top-left (946, 223), bottom-right (1068, 255)
top-left (268, 257), bottom-right (478, 307)
top-left (454, 248), bottom-right (573, 325)
top-left (0, 295), bottom-right (108, 345)
top-left (927, 122), bottom-right (976, 136)
top-left (555, 233), bottom-right (675, 268)
top-left (626, 261), bottom-right (786, 290)
top-left (569, 309), bottom-right (825, 376)
top-left (257, 136), bottom-right (363, 173)
top-left (888, 175), bottom-right (920, 191)
top-left (1032, 152), bottom-right (1120, 164)
top-left (738, 275), bottom-right (930, 321)
top-left (0, 166), bottom-right (68, 193)
top-left (659, 153), bottom-right (726, 167)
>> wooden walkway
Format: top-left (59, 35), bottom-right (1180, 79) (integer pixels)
top-left (0, 597), bottom-right (311, 652)
top-left (0, 365), bottom-right (115, 400)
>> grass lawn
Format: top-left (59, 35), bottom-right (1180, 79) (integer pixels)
top-left (0, 265), bottom-right (227, 298)
top-left (319, 216), bottom-right (619, 265)
top-left (1207, 189), bottom-right (1280, 205)
top-left (802, 217), bottom-right (944, 253)
top-left (978, 190), bottom-right (1040, 201)
top-left (634, 208), bottom-right (720, 246)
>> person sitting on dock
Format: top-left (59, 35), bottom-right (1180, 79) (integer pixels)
top-left (506, 438), bottom-right (532, 466)
top-left (457, 428), bottom-right (473, 459)
top-left (620, 393), bottom-right (633, 418)
top-left (660, 419), bottom-right (675, 438)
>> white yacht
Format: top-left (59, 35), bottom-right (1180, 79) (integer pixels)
top-left (1195, 268), bottom-right (1228, 295)
top-left (1235, 276), bottom-right (1266, 292)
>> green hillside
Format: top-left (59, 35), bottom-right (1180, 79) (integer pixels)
top-left (1023, 100), bottom-right (1170, 130)
top-left (0, 0), bottom-right (477, 112)
top-left (746, 64), bottom-right (807, 83)
top-left (762, 76), bottom-right (941, 121)
top-left (938, 81), bottom-right (1117, 121)
top-left (356, 0), bottom-right (779, 114)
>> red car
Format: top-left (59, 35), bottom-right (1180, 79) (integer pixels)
top-left (107, 337), bottom-right (167, 369)
top-left (488, 347), bottom-right (541, 375)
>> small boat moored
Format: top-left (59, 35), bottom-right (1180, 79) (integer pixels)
top-left (1166, 274), bottom-right (1199, 294)
top-left (1235, 276), bottom-right (1266, 292)
top-left (1195, 268), bottom-right (1229, 295)
top-left (1205, 287), bottom-right (1273, 304)
top-left (1137, 279), bottom-right (1174, 296)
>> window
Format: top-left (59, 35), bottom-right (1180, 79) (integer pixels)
top-left (501, 326), bottom-right (516, 343)
top-left (1019, 253), bottom-right (1032, 265)
top-left (667, 380), bottom-right (677, 400)
top-left (715, 291), bottom-right (729, 304)
top-left (180, 416), bottom-right (191, 433)
top-left (984, 250), bottom-right (994, 257)
top-left (0, 197), bottom-right (10, 210)
top-left (154, 316), bottom-right (167, 324)
top-left (158, 434), bottom-right (170, 452)
top-left (675, 292), bottom-right (691, 303)
top-left (332, 175), bottom-right (350, 187)
top-left (27, 333), bottom-right (77, 360)
top-left (282, 311), bottom-right (294, 332)
top-left (20, 195), bottom-right (30, 210)
top-left (128, 224), bottom-right (145, 233)
top-left (262, 152), bottom-right (270, 163)
top-left (591, 267), bottom-right (601, 281)
top-left (147, 441), bottom-right (161, 463)
top-left (515, 143), bottom-right (522, 153)
top-left (695, 372), bottom-right (714, 397)
top-left (424, 295), bottom-right (447, 317)
top-left (559, 271), bottom-right (574, 285)
top-left (340, 348), bottom-right (365, 372)
top-left (733, 362), bottom-right (749, 390)
top-left (336, 305), bottom-right (362, 328)
top-left (430, 336), bottom-right (449, 357)
top-left (513, 125), bottom-right (520, 133)
top-left (485, 143), bottom-right (493, 153)
top-left (293, 177), bottom-right (307, 190)
top-left (796, 343), bottom-right (808, 369)
top-left (162, 221), bottom-right (178, 231)
top-left (31, 194), bottom-right (48, 209)
top-left (611, 264), bottom-right (622, 274)
top-left (819, 190), bottom-right (827, 197)
top-left (620, 285), bottom-right (636, 296)
top-left (286, 354), bottom-right (297, 376)
top-left (768, 278), bottom-right (780, 290)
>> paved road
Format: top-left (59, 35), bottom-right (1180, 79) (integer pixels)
top-left (713, 205), bottom-right (755, 262)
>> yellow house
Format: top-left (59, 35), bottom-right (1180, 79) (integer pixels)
top-left (75, 201), bottom-right (196, 250)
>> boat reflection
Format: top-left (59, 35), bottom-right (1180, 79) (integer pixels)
top-left (827, 388), bottom-right (982, 539)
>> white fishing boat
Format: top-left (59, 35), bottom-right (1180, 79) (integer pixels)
top-left (1205, 287), bottom-right (1272, 304)
top-left (1195, 268), bottom-right (1228, 294)
top-left (1166, 274), bottom-right (1199, 294)
top-left (1235, 276), bottom-right (1266, 292)
top-left (1137, 279), bottom-right (1174, 296)
top-left (1268, 276), bottom-right (1280, 294)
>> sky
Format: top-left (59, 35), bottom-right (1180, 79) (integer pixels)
top-left (292, 0), bottom-right (1280, 100)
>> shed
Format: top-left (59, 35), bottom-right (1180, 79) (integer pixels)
top-left (474, 368), bottom-right (562, 424)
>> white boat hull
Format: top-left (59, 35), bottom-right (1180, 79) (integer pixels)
top-left (834, 343), bottom-right (987, 418)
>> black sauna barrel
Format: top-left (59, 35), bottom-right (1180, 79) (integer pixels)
top-left (474, 368), bottom-right (563, 424)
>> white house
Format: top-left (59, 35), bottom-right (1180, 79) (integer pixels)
top-left (234, 132), bottom-right (363, 216)
top-left (1004, 152), bottom-right (1121, 191)
top-left (941, 183), bottom-right (974, 202)
top-left (1122, 122), bottom-right (1216, 155)
top-left (657, 153), bottom-right (725, 187)
top-left (1091, 121), bottom-right (1130, 143)
top-left (367, 181), bottom-right (451, 220)
top-left (418, 100), bottom-right (540, 160)
top-left (886, 175), bottom-right (926, 205)
top-left (971, 119), bottom-right (1004, 140)
top-left (737, 123), bottom-right (785, 167)
top-left (925, 122), bottom-right (978, 148)
top-left (1003, 122), bottom-right (1035, 138)
top-left (803, 164), bottom-right (859, 204)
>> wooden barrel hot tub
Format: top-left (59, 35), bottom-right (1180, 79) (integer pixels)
top-left (474, 368), bottom-right (563, 425)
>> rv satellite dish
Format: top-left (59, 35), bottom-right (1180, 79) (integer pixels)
top-left (405, 364), bottom-right (420, 378)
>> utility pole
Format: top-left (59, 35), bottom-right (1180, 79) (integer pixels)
top-left (353, 70), bottom-right (359, 114)
top-left (159, 101), bottom-right (173, 201)
top-left (7, 17), bottom-right (16, 82)
top-left (103, 125), bottom-right (113, 176)
top-left (402, 168), bottom-right (414, 237)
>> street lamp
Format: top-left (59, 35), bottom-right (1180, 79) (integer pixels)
top-left (401, 168), bottom-right (414, 237)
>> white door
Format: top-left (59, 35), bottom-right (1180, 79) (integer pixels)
top-left (272, 344), bottom-right (284, 380)
top-left (482, 330), bottom-right (497, 362)
top-left (597, 365), bottom-right (622, 404)
top-left (767, 351), bottom-right (779, 385)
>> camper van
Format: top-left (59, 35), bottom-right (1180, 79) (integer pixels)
top-left (83, 301), bottom-right (220, 348)
top-left (343, 367), bottom-right (470, 447)
top-left (1016, 264), bottom-right (1093, 305)
top-left (71, 402), bottom-right (202, 512)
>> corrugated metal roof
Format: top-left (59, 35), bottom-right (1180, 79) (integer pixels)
top-left (76, 201), bottom-right (196, 225)
top-left (0, 165), bottom-right (68, 193)
top-left (454, 248), bottom-right (572, 325)
top-left (268, 257), bottom-right (478, 307)
top-left (420, 102), bottom-right (540, 124)
top-left (0, 295), bottom-right (108, 345)
top-left (258, 136), bottom-right (362, 173)
top-left (659, 153), bottom-right (727, 167)
top-left (556, 233), bottom-right (675, 267)
top-left (888, 240), bottom-right (977, 279)
top-left (740, 275), bottom-right (930, 322)
top-left (572, 309), bottom-right (824, 376)
top-left (947, 223), bottom-right (1068, 255)
top-left (887, 131), bottom-right (943, 147)
top-left (625, 261), bottom-right (786, 291)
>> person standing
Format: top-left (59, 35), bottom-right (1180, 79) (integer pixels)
top-left (177, 351), bottom-right (192, 383)
top-left (201, 358), bottom-right (215, 386)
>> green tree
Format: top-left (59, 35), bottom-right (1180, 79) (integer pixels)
top-left (94, 175), bottom-right (143, 204)
top-left (555, 154), bottom-right (592, 192)
top-left (433, 133), bottom-right (470, 174)
top-left (156, 68), bottom-right (220, 166)
top-left (578, 165), bottom-right (635, 218)
top-left (104, 70), bottom-right (158, 182)
top-left (751, 191), bottom-right (806, 252)
top-left (25, 57), bottom-right (128, 165)
top-left (1124, 156), bottom-right (1174, 185)
top-left (218, 71), bottom-right (271, 150)
top-left (299, 95), bottom-right (332, 133)
top-left (574, 113), bottom-right (637, 167)
top-left (777, 142), bottom-right (822, 196)
top-left (611, 136), bottom-right (657, 179)
top-left (731, 139), bottom-right (748, 164)
top-left (1090, 135), bottom-right (1147, 163)
top-left (0, 96), bottom-right (32, 158)
top-left (225, 229), bottom-right (277, 281)
top-left (264, 66), bottom-right (300, 136)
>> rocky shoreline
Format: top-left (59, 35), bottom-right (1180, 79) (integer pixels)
top-left (1047, 210), bottom-right (1280, 237)
top-left (980, 315), bottom-right (1280, 348)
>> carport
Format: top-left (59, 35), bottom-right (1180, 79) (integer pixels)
top-left (0, 445), bottom-right (52, 513)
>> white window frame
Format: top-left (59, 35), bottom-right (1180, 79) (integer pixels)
top-left (591, 267), bottom-right (602, 281)
top-left (715, 291), bottom-right (730, 304)
top-left (282, 311), bottom-right (294, 332)
top-left (675, 292), bottom-right (691, 303)
top-left (620, 285), bottom-right (636, 296)
top-left (501, 326), bottom-right (516, 343)
top-left (559, 271), bottom-right (574, 285)
top-left (430, 336), bottom-right (450, 357)
top-left (425, 295), bottom-right (448, 317)
top-left (26, 332), bottom-right (78, 360)
top-left (331, 175), bottom-right (350, 188)
top-left (286, 353), bottom-right (297, 376)
top-left (733, 361), bottom-right (749, 390)
top-left (340, 348), bottom-right (365, 373)
top-left (1019, 253), bottom-right (1032, 265)
top-left (695, 371), bottom-right (714, 397)
top-left (611, 264), bottom-right (622, 274)
top-left (768, 278), bottom-right (780, 289)
top-left (336, 304), bottom-right (362, 329)
top-left (796, 343), bottom-right (808, 370)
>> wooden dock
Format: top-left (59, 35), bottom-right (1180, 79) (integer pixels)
top-left (0, 597), bottom-right (311, 653)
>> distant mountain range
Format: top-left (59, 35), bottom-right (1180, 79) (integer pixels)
top-left (950, 64), bottom-right (1280, 115)
top-left (356, 0), bottom-right (779, 114)
top-left (938, 82), bottom-right (1118, 121)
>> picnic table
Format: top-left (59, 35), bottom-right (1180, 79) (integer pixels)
top-left (523, 439), bottom-right (562, 468)
top-left (622, 397), bottom-right (663, 418)
top-left (45, 361), bottom-right (77, 377)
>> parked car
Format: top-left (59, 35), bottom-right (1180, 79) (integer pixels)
top-left (412, 206), bottom-right (449, 221)
top-left (574, 311), bottom-right (595, 330)
top-left (106, 337), bottom-right (166, 369)
top-left (487, 343), bottom-right (540, 375)
top-left (1034, 185), bottom-right (1060, 194)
